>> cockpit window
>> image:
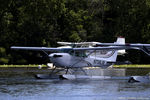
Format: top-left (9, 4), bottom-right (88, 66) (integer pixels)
top-left (73, 51), bottom-right (87, 57)
top-left (61, 48), bottom-right (87, 57)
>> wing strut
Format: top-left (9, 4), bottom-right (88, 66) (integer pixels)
top-left (42, 50), bottom-right (49, 56)
top-left (141, 46), bottom-right (150, 56)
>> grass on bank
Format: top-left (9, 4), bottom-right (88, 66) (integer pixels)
top-left (0, 64), bottom-right (150, 68)
top-left (113, 64), bottom-right (150, 68)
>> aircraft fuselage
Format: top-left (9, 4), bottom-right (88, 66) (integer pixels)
top-left (49, 53), bottom-right (112, 68)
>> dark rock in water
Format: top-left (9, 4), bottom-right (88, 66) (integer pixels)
top-left (128, 76), bottom-right (150, 83)
top-left (128, 77), bottom-right (140, 83)
top-left (35, 74), bottom-right (67, 79)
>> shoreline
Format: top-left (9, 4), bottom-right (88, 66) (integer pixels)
top-left (0, 65), bottom-right (150, 76)
top-left (1, 64), bottom-right (150, 68)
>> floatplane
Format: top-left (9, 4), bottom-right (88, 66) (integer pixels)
top-left (11, 37), bottom-right (150, 80)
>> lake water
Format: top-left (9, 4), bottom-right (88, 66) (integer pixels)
top-left (0, 73), bottom-right (150, 100)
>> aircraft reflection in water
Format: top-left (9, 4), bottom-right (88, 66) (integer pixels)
top-left (11, 37), bottom-right (150, 79)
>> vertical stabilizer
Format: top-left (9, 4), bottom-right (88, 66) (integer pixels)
top-left (115, 37), bottom-right (126, 55)
top-left (95, 37), bottom-right (125, 62)
top-left (116, 37), bottom-right (125, 44)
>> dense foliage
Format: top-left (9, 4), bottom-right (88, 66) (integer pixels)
top-left (1, 0), bottom-right (150, 64)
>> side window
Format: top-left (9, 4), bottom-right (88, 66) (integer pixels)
top-left (69, 51), bottom-right (87, 57)
top-left (75, 51), bottom-right (87, 57)
top-left (75, 52), bottom-right (80, 57)
top-left (69, 50), bottom-right (74, 55)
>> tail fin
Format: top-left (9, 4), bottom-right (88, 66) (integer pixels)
top-left (115, 37), bottom-right (126, 55)
top-left (115, 37), bottom-right (125, 44)
top-left (95, 37), bottom-right (125, 62)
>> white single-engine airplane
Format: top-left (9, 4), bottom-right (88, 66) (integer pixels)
top-left (11, 37), bottom-right (150, 75)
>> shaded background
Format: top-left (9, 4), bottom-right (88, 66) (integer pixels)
top-left (0, 0), bottom-right (150, 64)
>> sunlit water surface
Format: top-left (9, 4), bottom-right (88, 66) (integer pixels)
top-left (0, 74), bottom-right (150, 100)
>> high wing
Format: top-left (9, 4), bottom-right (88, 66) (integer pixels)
top-left (96, 43), bottom-right (150, 47)
top-left (11, 46), bottom-right (131, 51)
top-left (11, 46), bottom-right (130, 53)
top-left (57, 42), bottom-right (73, 46)
top-left (74, 44), bottom-right (150, 56)
top-left (57, 42), bottom-right (99, 46)
top-left (73, 46), bottom-right (135, 51)
top-left (11, 46), bottom-right (62, 52)
top-left (11, 43), bottom-right (150, 56)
